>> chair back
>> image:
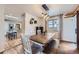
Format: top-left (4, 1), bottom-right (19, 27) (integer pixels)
top-left (21, 35), bottom-right (32, 54)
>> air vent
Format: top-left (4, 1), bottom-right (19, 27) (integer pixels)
top-left (42, 4), bottom-right (49, 11)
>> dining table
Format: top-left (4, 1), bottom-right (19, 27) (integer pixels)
top-left (29, 34), bottom-right (59, 54)
top-left (30, 34), bottom-right (48, 44)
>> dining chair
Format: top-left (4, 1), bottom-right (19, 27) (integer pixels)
top-left (21, 35), bottom-right (32, 54)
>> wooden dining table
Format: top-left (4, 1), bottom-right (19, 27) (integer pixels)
top-left (29, 34), bottom-right (57, 54)
top-left (30, 34), bottom-right (49, 53)
top-left (30, 34), bottom-right (48, 44)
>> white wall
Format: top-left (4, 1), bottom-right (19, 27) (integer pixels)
top-left (62, 16), bottom-right (77, 42)
top-left (25, 12), bottom-right (38, 36)
top-left (37, 17), bottom-right (46, 31)
top-left (5, 21), bottom-right (22, 31)
top-left (0, 5), bottom-right (7, 52)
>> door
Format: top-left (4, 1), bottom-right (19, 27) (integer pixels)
top-left (63, 16), bottom-right (77, 43)
top-left (77, 11), bottom-right (79, 49)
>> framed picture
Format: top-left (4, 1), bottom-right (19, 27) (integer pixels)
top-left (16, 24), bottom-right (21, 30)
top-left (30, 21), bottom-right (33, 24)
top-left (30, 18), bottom-right (37, 24)
top-left (34, 20), bottom-right (37, 24)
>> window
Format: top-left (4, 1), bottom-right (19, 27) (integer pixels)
top-left (48, 19), bottom-right (57, 28)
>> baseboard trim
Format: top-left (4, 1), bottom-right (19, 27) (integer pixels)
top-left (60, 40), bottom-right (77, 44)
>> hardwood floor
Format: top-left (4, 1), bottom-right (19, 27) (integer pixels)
top-left (0, 38), bottom-right (24, 54)
top-left (56, 42), bottom-right (78, 54)
top-left (1, 37), bottom-right (79, 54)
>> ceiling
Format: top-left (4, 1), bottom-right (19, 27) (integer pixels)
top-left (4, 4), bottom-right (79, 17)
